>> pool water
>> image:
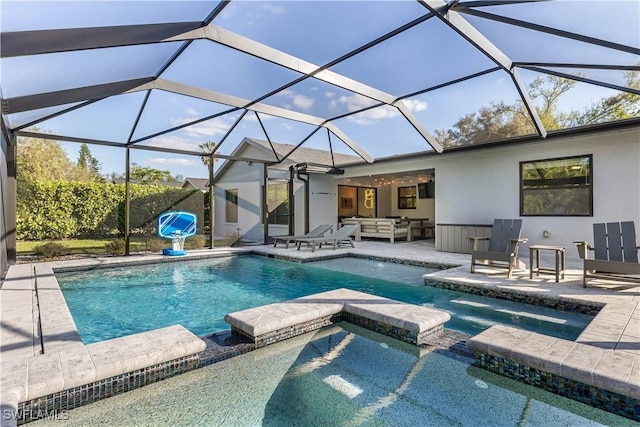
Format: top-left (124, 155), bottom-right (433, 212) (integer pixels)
top-left (31, 324), bottom-right (631, 427)
top-left (57, 255), bottom-right (593, 344)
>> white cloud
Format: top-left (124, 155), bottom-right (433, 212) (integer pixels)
top-left (281, 123), bottom-right (294, 130)
top-left (170, 116), bottom-right (234, 138)
top-left (402, 99), bottom-right (428, 112)
top-left (185, 108), bottom-right (200, 116)
top-left (146, 135), bottom-right (201, 152)
top-left (147, 158), bottom-right (198, 167)
top-left (245, 112), bottom-right (274, 122)
top-left (276, 89), bottom-right (315, 110)
top-left (325, 92), bottom-right (337, 98)
top-left (219, 3), bottom-right (238, 20)
top-left (335, 94), bottom-right (428, 125)
top-left (263, 3), bottom-right (286, 14)
top-left (292, 94), bottom-right (314, 110)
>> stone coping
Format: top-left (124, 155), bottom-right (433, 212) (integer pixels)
top-left (467, 324), bottom-right (640, 401)
top-left (0, 325), bottom-right (205, 405)
top-left (224, 288), bottom-right (451, 346)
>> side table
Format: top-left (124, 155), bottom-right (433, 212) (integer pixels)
top-left (529, 245), bottom-right (566, 282)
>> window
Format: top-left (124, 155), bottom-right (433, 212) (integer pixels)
top-left (398, 186), bottom-right (417, 209)
top-left (267, 182), bottom-right (289, 225)
top-left (225, 189), bottom-right (238, 223)
top-left (520, 154), bottom-right (592, 216)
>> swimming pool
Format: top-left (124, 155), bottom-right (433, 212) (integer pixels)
top-left (57, 255), bottom-right (593, 344)
top-left (31, 324), bottom-right (630, 427)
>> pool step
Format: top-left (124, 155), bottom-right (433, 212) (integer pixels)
top-left (225, 288), bottom-right (451, 348)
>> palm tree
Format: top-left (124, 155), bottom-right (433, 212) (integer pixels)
top-left (199, 141), bottom-right (217, 167)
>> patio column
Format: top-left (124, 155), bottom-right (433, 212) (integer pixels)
top-left (124, 148), bottom-right (131, 256)
top-left (263, 163), bottom-right (268, 244)
top-left (6, 133), bottom-right (17, 265)
top-left (208, 154), bottom-right (214, 249)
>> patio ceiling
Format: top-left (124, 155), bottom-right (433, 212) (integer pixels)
top-left (1, 0), bottom-right (638, 167)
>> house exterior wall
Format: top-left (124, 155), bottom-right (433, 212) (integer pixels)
top-left (389, 186), bottom-right (435, 220)
top-left (376, 185), bottom-right (392, 218)
top-left (337, 126), bottom-right (640, 254)
top-left (214, 160), bottom-right (264, 242)
top-left (309, 175), bottom-right (339, 231)
top-left (213, 145), bottom-right (306, 241)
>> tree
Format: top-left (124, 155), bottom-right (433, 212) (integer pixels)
top-left (16, 132), bottom-right (76, 183)
top-left (75, 143), bottom-right (103, 181)
top-left (199, 141), bottom-right (217, 167)
top-left (435, 72), bottom-right (639, 148)
top-left (128, 163), bottom-right (181, 184)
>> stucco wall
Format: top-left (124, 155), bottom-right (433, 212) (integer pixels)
top-left (214, 127), bottom-right (639, 251)
top-left (339, 126), bottom-right (640, 253)
top-left (213, 154), bottom-right (306, 241)
top-left (309, 175), bottom-right (339, 231)
top-left (214, 160), bottom-right (264, 241)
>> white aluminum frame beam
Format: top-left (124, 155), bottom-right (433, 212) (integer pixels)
top-left (0, 22), bottom-right (203, 58)
top-left (148, 78), bottom-right (374, 163)
top-left (3, 78), bottom-right (153, 114)
top-left (166, 24), bottom-right (443, 152)
top-left (14, 130), bottom-right (277, 164)
top-left (1, 19), bottom-right (443, 152)
top-left (419, 0), bottom-right (547, 138)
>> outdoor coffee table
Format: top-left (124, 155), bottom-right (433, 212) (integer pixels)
top-left (529, 245), bottom-right (566, 282)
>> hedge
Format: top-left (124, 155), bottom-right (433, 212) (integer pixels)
top-left (17, 180), bottom-right (205, 240)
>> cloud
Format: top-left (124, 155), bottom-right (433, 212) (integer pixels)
top-left (335, 94), bottom-right (428, 125)
top-left (325, 92), bottom-right (337, 98)
top-left (263, 3), bottom-right (286, 14)
top-left (276, 88), bottom-right (315, 110)
top-left (146, 135), bottom-right (201, 152)
top-left (147, 158), bottom-right (198, 167)
top-left (292, 94), bottom-right (314, 110)
top-left (185, 108), bottom-right (200, 116)
top-left (281, 123), bottom-right (294, 130)
top-left (169, 116), bottom-right (236, 138)
top-left (402, 99), bottom-right (428, 112)
top-left (219, 3), bottom-right (238, 20)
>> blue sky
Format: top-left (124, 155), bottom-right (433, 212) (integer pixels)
top-left (2, 1), bottom-right (638, 179)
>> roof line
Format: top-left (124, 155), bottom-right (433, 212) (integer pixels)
top-left (344, 118), bottom-right (640, 166)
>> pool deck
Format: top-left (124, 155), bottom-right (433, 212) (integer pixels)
top-left (1, 240), bottom-right (639, 424)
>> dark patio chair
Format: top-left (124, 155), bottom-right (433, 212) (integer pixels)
top-left (574, 221), bottom-right (640, 287)
top-left (470, 219), bottom-right (528, 278)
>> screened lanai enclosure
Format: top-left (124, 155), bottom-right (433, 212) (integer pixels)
top-left (1, 0), bottom-right (639, 275)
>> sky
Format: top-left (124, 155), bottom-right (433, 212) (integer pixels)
top-left (2, 1), bottom-right (638, 179)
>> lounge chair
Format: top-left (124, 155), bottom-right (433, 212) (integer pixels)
top-left (272, 224), bottom-right (333, 249)
top-left (574, 221), bottom-right (640, 287)
top-left (470, 219), bottom-right (528, 278)
top-left (296, 224), bottom-right (359, 253)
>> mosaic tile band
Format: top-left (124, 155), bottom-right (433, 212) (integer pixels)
top-left (425, 279), bottom-right (603, 316)
top-left (474, 352), bottom-right (639, 422)
top-left (16, 355), bottom-right (200, 425)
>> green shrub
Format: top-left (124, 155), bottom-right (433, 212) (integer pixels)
top-left (16, 180), bottom-right (205, 241)
top-left (189, 235), bottom-right (206, 249)
top-left (146, 238), bottom-right (165, 252)
top-left (105, 239), bottom-right (126, 255)
top-left (33, 242), bottom-right (69, 258)
top-left (223, 232), bottom-right (240, 247)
